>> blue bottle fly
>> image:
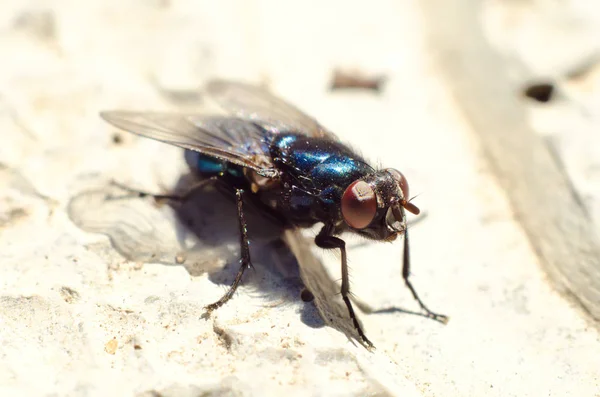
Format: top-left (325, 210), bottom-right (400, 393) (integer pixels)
top-left (100, 80), bottom-right (447, 349)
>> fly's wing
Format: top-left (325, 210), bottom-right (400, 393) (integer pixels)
top-left (100, 112), bottom-right (278, 177)
top-left (206, 80), bottom-right (340, 141)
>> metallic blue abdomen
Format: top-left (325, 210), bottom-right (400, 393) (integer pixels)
top-left (185, 150), bottom-right (245, 183)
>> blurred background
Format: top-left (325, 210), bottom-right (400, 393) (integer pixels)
top-left (1, 1), bottom-right (600, 396)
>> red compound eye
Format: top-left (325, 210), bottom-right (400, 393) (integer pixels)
top-left (387, 168), bottom-right (420, 215)
top-left (387, 169), bottom-right (409, 199)
top-left (341, 180), bottom-right (377, 229)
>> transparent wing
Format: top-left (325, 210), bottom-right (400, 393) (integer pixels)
top-left (100, 112), bottom-right (277, 177)
top-left (206, 80), bottom-right (340, 141)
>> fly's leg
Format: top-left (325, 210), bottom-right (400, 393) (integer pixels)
top-left (110, 180), bottom-right (254, 314)
top-left (402, 228), bottom-right (448, 324)
top-left (204, 188), bottom-right (252, 313)
top-left (315, 224), bottom-right (374, 350)
top-left (109, 177), bottom-right (219, 204)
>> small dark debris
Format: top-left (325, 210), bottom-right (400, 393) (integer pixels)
top-left (330, 69), bottom-right (387, 92)
top-left (0, 208), bottom-right (28, 228)
top-left (112, 133), bottom-right (123, 145)
top-left (59, 286), bottom-right (80, 304)
top-left (523, 83), bottom-right (554, 103)
top-left (134, 344), bottom-right (142, 350)
top-left (13, 10), bottom-right (56, 40)
top-left (300, 288), bottom-right (314, 302)
top-left (213, 323), bottom-right (233, 350)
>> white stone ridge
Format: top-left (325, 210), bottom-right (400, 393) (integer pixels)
top-left (1, 1), bottom-right (599, 396)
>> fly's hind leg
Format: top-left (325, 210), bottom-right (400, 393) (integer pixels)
top-left (109, 177), bottom-right (219, 204)
top-left (315, 224), bottom-right (374, 350)
top-left (110, 179), bottom-right (254, 315)
top-left (203, 188), bottom-right (253, 314)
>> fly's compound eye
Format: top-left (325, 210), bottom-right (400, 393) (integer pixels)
top-left (387, 169), bottom-right (409, 200)
top-left (341, 180), bottom-right (377, 229)
top-left (387, 168), bottom-right (420, 215)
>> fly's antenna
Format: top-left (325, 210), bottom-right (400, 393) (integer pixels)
top-left (408, 193), bottom-right (422, 202)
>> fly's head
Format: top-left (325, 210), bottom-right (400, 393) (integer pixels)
top-left (340, 169), bottom-right (419, 241)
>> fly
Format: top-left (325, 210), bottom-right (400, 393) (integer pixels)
top-left (100, 80), bottom-right (448, 349)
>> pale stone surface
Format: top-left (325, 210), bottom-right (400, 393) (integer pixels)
top-left (483, 0), bottom-right (600, 232)
top-left (1, 1), bottom-right (599, 396)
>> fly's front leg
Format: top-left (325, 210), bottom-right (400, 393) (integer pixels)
top-left (315, 224), bottom-right (374, 350)
top-left (204, 188), bottom-right (252, 313)
top-left (402, 228), bottom-right (448, 324)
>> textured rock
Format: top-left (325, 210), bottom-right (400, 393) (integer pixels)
top-left (1, 1), bottom-right (599, 396)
